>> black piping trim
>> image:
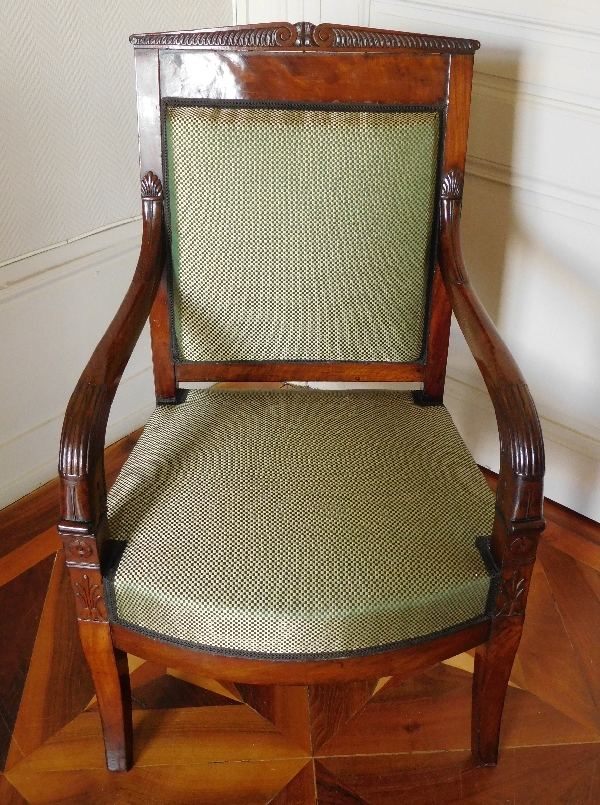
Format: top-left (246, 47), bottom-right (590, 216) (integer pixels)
top-left (176, 359), bottom-right (426, 367)
top-left (412, 389), bottom-right (444, 407)
top-left (164, 98), bottom-right (446, 113)
top-left (103, 534), bottom-right (495, 663)
top-left (476, 535), bottom-right (501, 618)
top-left (160, 98), bottom-right (445, 367)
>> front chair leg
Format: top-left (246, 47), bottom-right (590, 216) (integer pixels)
top-left (471, 614), bottom-right (523, 766)
top-left (61, 525), bottom-right (134, 771)
top-left (79, 621), bottom-right (133, 772)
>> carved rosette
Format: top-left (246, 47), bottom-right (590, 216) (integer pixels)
top-left (441, 168), bottom-right (464, 200)
top-left (496, 570), bottom-right (526, 618)
top-left (141, 171), bottom-right (163, 200)
top-left (506, 532), bottom-right (538, 560)
top-left (67, 538), bottom-right (94, 560)
top-left (130, 23), bottom-right (480, 54)
top-left (73, 571), bottom-right (108, 623)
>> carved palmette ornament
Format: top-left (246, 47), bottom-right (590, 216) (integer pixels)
top-left (496, 570), bottom-right (526, 618)
top-left (73, 571), bottom-right (108, 622)
top-left (141, 171), bottom-right (163, 200)
top-left (441, 168), bottom-right (464, 200)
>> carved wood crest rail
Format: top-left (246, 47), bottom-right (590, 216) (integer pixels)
top-left (130, 22), bottom-right (480, 53)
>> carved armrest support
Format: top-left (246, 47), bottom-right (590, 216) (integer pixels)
top-left (438, 169), bottom-right (545, 566)
top-left (59, 172), bottom-right (164, 549)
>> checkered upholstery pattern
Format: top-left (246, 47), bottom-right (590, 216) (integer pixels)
top-left (165, 105), bottom-right (440, 363)
top-left (106, 388), bottom-right (495, 658)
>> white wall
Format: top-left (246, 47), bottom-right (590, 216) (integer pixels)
top-left (0, 1), bottom-right (231, 509)
top-left (235, 0), bottom-right (600, 520)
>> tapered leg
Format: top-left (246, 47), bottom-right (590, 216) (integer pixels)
top-left (471, 616), bottom-right (523, 766)
top-left (79, 621), bottom-right (133, 771)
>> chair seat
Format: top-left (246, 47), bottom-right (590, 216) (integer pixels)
top-left (105, 388), bottom-right (496, 659)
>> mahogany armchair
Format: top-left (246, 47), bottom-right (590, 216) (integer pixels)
top-left (58, 21), bottom-right (545, 774)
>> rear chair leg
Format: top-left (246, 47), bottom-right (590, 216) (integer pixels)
top-left (79, 621), bottom-right (133, 772)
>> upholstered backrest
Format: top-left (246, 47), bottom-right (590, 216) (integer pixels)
top-left (165, 103), bottom-right (440, 363)
top-left (131, 22), bottom-right (479, 387)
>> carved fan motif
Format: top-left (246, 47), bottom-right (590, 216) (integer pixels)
top-left (441, 168), bottom-right (464, 200)
top-left (140, 171), bottom-right (163, 200)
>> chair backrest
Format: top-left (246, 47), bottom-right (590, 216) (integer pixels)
top-left (131, 22), bottom-right (478, 396)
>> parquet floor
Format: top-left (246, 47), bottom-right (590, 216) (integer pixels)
top-left (1, 424), bottom-right (600, 803)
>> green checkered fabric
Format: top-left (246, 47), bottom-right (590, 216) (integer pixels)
top-left (106, 388), bottom-right (495, 658)
top-left (165, 105), bottom-right (440, 362)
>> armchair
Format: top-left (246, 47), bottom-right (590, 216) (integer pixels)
top-left (58, 21), bottom-right (544, 775)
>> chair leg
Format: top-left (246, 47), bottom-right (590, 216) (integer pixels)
top-left (78, 621), bottom-right (133, 772)
top-left (471, 617), bottom-right (522, 767)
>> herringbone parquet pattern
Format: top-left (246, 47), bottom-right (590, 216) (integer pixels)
top-left (1, 413), bottom-right (599, 804)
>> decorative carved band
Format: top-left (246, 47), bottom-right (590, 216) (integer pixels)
top-left (141, 171), bottom-right (163, 200)
top-left (311, 24), bottom-right (479, 53)
top-left (130, 24), bottom-right (297, 48)
top-left (130, 22), bottom-right (480, 54)
top-left (441, 168), bottom-right (464, 200)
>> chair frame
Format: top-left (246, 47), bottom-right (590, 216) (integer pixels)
top-left (58, 21), bottom-right (545, 773)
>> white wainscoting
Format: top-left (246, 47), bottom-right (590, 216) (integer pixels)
top-left (0, 220), bottom-right (155, 510)
top-left (234, 0), bottom-right (600, 521)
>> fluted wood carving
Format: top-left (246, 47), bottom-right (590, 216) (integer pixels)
top-left (495, 383), bottom-right (544, 479)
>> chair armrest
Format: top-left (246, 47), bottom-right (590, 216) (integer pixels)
top-left (437, 169), bottom-right (545, 557)
top-left (59, 173), bottom-right (164, 534)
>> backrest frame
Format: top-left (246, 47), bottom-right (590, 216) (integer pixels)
top-left (131, 22), bottom-right (478, 401)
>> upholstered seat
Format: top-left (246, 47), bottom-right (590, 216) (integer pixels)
top-left (106, 387), bottom-right (496, 659)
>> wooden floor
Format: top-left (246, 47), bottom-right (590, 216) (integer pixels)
top-left (1, 425), bottom-right (600, 803)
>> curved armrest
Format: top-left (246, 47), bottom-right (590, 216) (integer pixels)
top-left (438, 170), bottom-right (545, 550)
top-left (59, 173), bottom-right (164, 532)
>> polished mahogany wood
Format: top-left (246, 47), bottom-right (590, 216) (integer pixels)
top-left (159, 51), bottom-right (449, 106)
top-left (176, 361), bottom-right (424, 384)
top-left (78, 624), bottom-right (133, 772)
top-left (420, 263), bottom-right (452, 402)
top-left (437, 165), bottom-right (545, 765)
top-left (58, 175), bottom-right (164, 532)
top-left (111, 620), bottom-right (490, 686)
top-left (149, 264), bottom-right (177, 402)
